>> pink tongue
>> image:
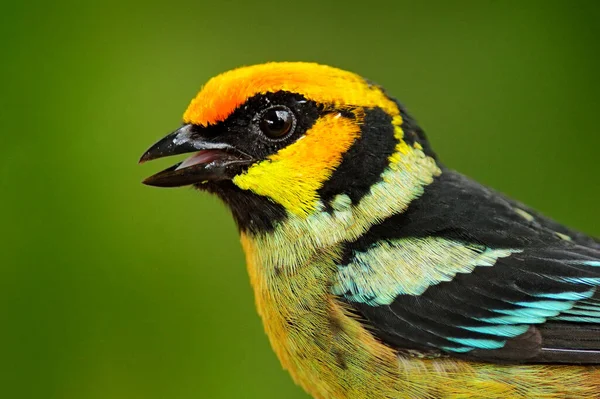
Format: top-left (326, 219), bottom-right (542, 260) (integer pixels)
top-left (176, 150), bottom-right (222, 170)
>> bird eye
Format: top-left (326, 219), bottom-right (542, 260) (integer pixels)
top-left (259, 106), bottom-right (295, 139)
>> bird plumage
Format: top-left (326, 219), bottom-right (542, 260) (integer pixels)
top-left (141, 62), bottom-right (600, 398)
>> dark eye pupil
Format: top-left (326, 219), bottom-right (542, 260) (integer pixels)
top-left (260, 108), bottom-right (293, 138)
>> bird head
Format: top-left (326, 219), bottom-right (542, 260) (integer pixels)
top-left (141, 62), bottom-right (439, 234)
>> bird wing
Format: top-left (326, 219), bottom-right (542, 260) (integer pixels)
top-left (334, 170), bottom-right (600, 363)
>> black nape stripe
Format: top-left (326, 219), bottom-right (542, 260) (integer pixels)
top-left (201, 181), bottom-right (287, 234)
top-left (318, 107), bottom-right (397, 207)
top-left (386, 94), bottom-right (437, 160)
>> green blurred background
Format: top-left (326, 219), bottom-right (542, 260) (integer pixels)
top-left (2, 1), bottom-right (599, 398)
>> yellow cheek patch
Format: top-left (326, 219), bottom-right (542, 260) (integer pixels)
top-left (232, 114), bottom-right (360, 217)
top-left (182, 62), bottom-right (399, 126)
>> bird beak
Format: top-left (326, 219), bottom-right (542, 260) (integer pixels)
top-left (140, 124), bottom-right (253, 187)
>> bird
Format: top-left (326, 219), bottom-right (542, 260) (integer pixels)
top-left (140, 62), bottom-right (600, 399)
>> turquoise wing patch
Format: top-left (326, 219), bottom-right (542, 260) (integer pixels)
top-left (332, 237), bottom-right (519, 306)
top-left (334, 240), bottom-right (600, 356)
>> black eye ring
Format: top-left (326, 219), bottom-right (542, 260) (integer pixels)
top-left (258, 105), bottom-right (296, 140)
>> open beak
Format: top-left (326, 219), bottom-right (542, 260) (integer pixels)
top-left (139, 124), bottom-right (253, 187)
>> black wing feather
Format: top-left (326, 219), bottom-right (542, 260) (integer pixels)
top-left (340, 170), bottom-right (600, 364)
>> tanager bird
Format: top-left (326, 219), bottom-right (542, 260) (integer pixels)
top-left (140, 62), bottom-right (600, 399)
